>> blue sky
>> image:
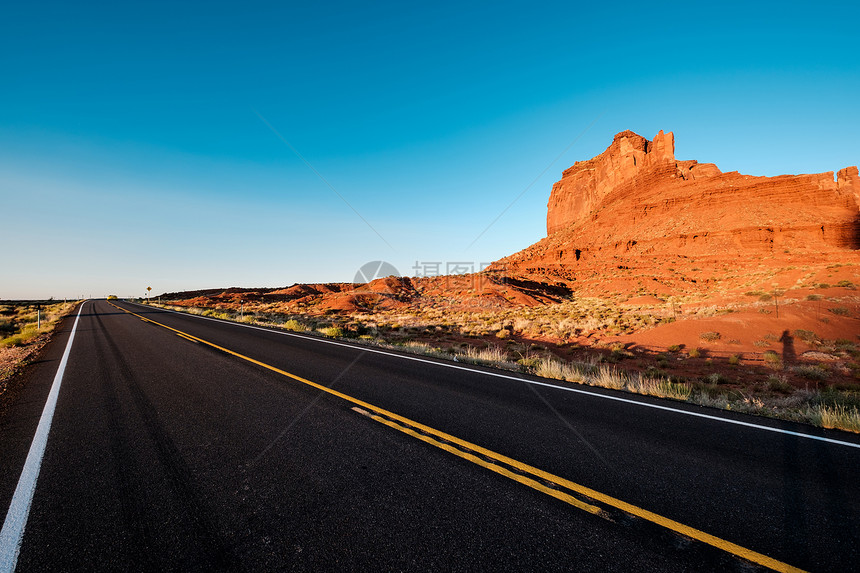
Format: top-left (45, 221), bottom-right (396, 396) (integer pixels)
top-left (2, 1), bottom-right (858, 299)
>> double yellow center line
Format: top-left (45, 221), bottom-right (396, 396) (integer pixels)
top-left (109, 302), bottom-right (805, 573)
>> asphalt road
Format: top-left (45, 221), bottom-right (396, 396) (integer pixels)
top-left (1, 299), bottom-right (858, 572)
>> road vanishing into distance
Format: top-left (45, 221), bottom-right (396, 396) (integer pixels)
top-left (1, 299), bottom-right (858, 572)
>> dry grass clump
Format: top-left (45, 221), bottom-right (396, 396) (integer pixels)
top-left (535, 358), bottom-right (588, 383)
top-left (534, 359), bottom-right (691, 400)
top-left (810, 404), bottom-right (860, 432)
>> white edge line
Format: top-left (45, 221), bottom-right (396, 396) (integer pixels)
top-left (0, 302), bottom-right (85, 572)
top-left (133, 302), bottom-right (860, 450)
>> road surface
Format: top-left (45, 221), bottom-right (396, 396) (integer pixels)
top-left (1, 299), bottom-right (858, 571)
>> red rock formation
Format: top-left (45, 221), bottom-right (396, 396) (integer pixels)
top-left (518, 130), bottom-right (860, 273)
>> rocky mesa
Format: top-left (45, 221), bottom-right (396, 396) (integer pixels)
top-left (498, 130), bottom-right (859, 278)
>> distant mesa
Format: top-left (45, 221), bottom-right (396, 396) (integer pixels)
top-left (495, 129), bottom-right (859, 276)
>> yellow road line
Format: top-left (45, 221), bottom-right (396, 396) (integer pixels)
top-left (369, 414), bottom-right (607, 517)
top-left (107, 301), bottom-right (806, 573)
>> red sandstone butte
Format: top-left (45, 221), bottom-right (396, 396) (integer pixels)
top-left (509, 130), bottom-right (859, 272)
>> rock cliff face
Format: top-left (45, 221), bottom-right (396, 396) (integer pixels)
top-left (546, 130), bottom-right (724, 235)
top-left (506, 130), bottom-right (860, 275)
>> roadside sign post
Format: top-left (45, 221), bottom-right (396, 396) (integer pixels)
top-left (36, 303), bottom-right (41, 329)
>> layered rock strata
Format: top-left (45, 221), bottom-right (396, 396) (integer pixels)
top-left (502, 130), bottom-right (859, 276)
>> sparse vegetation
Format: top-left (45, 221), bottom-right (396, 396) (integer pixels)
top-left (1, 301), bottom-right (78, 393)
top-left (699, 331), bottom-right (721, 342)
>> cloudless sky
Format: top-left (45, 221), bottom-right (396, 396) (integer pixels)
top-left (2, 1), bottom-right (858, 299)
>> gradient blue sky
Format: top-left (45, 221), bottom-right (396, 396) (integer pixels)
top-left (2, 1), bottom-right (858, 299)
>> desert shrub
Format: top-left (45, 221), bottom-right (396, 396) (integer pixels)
top-left (758, 293), bottom-right (772, 302)
top-left (699, 331), bottom-right (721, 342)
top-left (763, 350), bottom-right (783, 370)
top-left (758, 308), bottom-right (772, 314)
top-left (319, 326), bottom-right (344, 338)
top-left (517, 357), bottom-right (541, 371)
top-left (667, 344), bottom-right (682, 353)
top-left (806, 294), bottom-right (822, 301)
top-left (792, 365), bottom-right (829, 380)
top-left (816, 283), bottom-right (831, 289)
top-left (753, 340), bottom-right (770, 348)
top-left (284, 319), bottom-right (306, 332)
top-left (688, 347), bottom-right (701, 358)
top-left (495, 329), bottom-right (510, 340)
top-left (828, 306), bottom-right (850, 316)
top-left (707, 372), bottom-right (727, 384)
top-left (728, 354), bottom-right (740, 365)
top-left (0, 319), bottom-right (15, 334)
top-left (793, 329), bottom-right (819, 344)
top-left (836, 280), bottom-right (856, 290)
top-left (767, 375), bottom-right (793, 394)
